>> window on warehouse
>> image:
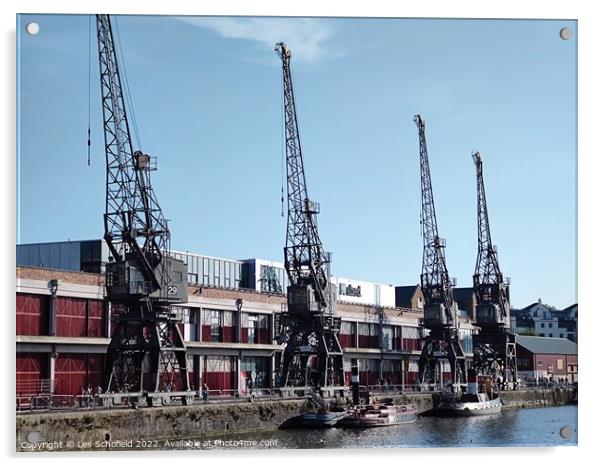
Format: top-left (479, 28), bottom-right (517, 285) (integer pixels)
top-left (213, 260), bottom-right (221, 287)
top-left (358, 323), bottom-right (370, 348)
top-left (201, 309), bottom-right (223, 342)
top-left (247, 315), bottom-right (257, 344)
top-left (402, 326), bottom-right (422, 351)
top-left (202, 258), bottom-right (210, 285)
top-left (222, 311), bottom-right (234, 342)
top-left (358, 359), bottom-right (379, 385)
top-left (210, 310), bottom-right (221, 342)
top-left (393, 326), bottom-right (402, 350)
top-left (187, 307), bottom-right (200, 341)
top-left (369, 324), bottom-right (379, 348)
top-left (339, 321), bottom-right (356, 348)
top-left (381, 326), bottom-right (393, 351)
top-left (343, 358), bottom-right (353, 386)
top-left (257, 314), bottom-right (270, 343)
top-left (241, 356), bottom-right (270, 391)
top-left (204, 356), bottom-right (234, 392)
top-left (242, 313), bottom-right (270, 344)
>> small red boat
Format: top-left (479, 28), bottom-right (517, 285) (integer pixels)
top-left (337, 404), bottom-right (417, 428)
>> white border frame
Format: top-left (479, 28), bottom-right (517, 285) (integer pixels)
top-left (3, 0), bottom-right (598, 464)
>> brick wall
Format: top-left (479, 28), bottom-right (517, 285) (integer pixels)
top-left (17, 266), bottom-right (105, 287)
top-left (18, 267), bottom-right (423, 323)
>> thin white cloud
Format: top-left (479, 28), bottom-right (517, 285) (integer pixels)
top-left (177, 16), bottom-right (334, 63)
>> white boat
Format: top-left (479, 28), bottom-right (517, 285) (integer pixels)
top-left (434, 372), bottom-right (502, 417)
top-left (435, 392), bottom-right (502, 416)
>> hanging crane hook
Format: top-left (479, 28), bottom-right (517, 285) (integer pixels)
top-left (281, 186), bottom-right (285, 217)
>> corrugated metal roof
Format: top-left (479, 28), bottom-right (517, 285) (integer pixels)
top-left (516, 335), bottom-right (578, 355)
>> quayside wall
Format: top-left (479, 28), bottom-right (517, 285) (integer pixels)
top-left (16, 388), bottom-right (575, 451)
top-left (499, 387), bottom-right (576, 409)
top-left (17, 399), bottom-right (307, 451)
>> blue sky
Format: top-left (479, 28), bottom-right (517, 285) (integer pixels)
top-left (16, 14), bottom-right (577, 308)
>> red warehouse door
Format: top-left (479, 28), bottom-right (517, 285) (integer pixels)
top-left (55, 297), bottom-right (86, 337)
top-left (87, 355), bottom-right (104, 390)
top-left (55, 354), bottom-right (87, 396)
top-left (87, 300), bottom-right (105, 337)
top-left (16, 353), bottom-right (49, 395)
top-left (16, 293), bottom-right (49, 336)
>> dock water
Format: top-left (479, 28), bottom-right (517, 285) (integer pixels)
top-left (16, 388), bottom-right (576, 451)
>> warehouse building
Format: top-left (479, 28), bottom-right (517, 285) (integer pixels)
top-left (17, 240), bottom-right (400, 307)
top-left (515, 335), bottom-right (578, 383)
top-left (16, 241), bottom-right (477, 399)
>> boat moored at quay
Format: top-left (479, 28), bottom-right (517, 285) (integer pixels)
top-left (337, 404), bottom-right (418, 428)
top-left (433, 373), bottom-right (502, 417)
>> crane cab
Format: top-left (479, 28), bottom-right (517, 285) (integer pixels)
top-left (423, 302), bottom-right (458, 329)
top-left (287, 284), bottom-right (321, 315)
top-left (476, 302), bottom-right (507, 328)
top-left (106, 255), bottom-right (188, 304)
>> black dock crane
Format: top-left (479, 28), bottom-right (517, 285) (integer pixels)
top-left (414, 115), bottom-right (467, 391)
top-left (274, 42), bottom-right (344, 392)
top-left (96, 15), bottom-right (193, 406)
top-left (471, 151), bottom-right (518, 389)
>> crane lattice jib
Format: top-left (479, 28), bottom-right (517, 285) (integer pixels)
top-left (96, 15), bottom-right (171, 291)
top-left (472, 151), bottom-right (509, 316)
top-left (276, 42), bottom-right (329, 310)
top-left (414, 115), bottom-right (455, 314)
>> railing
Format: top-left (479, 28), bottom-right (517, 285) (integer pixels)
top-left (200, 388), bottom-right (292, 402)
top-left (516, 379), bottom-right (577, 390)
top-left (16, 395), bottom-right (78, 412)
top-left (16, 379), bottom-right (54, 396)
top-left (17, 380), bottom-right (577, 413)
top-left (204, 389), bottom-right (237, 401)
top-left (365, 383), bottom-right (446, 394)
top-left (365, 381), bottom-right (578, 394)
top-left (14, 384), bottom-right (407, 412)
top-left (29, 386), bottom-right (308, 410)
top-left (379, 383), bottom-right (411, 394)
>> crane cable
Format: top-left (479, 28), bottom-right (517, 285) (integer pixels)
top-left (87, 16), bottom-right (142, 164)
top-left (87, 14), bottom-right (92, 166)
top-left (113, 17), bottom-right (142, 150)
